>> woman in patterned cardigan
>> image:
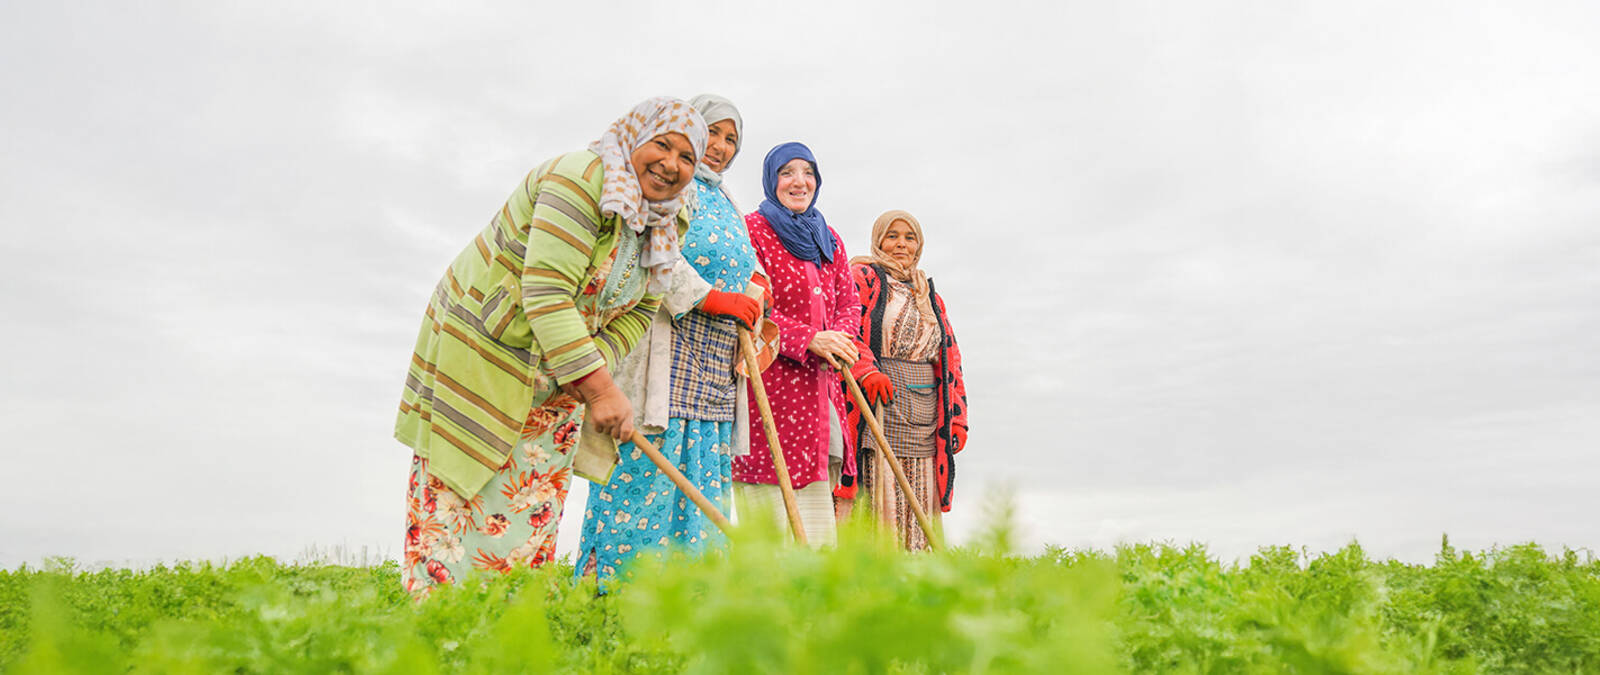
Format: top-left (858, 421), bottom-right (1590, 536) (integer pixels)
top-left (843, 210), bottom-right (970, 551)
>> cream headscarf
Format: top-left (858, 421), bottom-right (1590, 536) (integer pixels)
top-left (852, 209), bottom-right (936, 330)
top-left (588, 97), bottom-right (709, 292)
top-left (688, 93), bottom-right (743, 187)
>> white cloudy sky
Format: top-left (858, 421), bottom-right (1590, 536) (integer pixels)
top-left (2, 1), bottom-right (1596, 568)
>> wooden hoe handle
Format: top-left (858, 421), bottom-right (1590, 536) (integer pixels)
top-left (629, 430), bottom-right (734, 536)
top-left (739, 329), bottom-right (808, 545)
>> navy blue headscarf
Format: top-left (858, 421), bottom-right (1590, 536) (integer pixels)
top-left (756, 142), bottom-right (836, 264)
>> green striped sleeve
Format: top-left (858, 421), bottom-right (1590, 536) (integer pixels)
top-left (521, 155), bottom-right (608, 385)
top-left (590, 208), bottom-right (685, 367)
top-left (592, 294), bottom-right (661, 368)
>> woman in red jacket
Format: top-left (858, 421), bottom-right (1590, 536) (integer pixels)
top-left (845, 209), bottom-right (970, 551)
top-left (731, 142), bottom-right (880, 546)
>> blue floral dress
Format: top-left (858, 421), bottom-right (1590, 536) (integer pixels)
top-left (576, 177), bottom-right (760, 581)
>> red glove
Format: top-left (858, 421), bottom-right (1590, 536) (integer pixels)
top-left (698, 290), bottom-right (760, 329)
top-left (860, 371), bottom-right (894, 406)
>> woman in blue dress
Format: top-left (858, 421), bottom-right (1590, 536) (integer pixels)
top-left (576, 94), bottom-right (775, 581)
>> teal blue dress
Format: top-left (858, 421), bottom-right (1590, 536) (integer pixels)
top-left (576, 177), bottom-right (760, 581)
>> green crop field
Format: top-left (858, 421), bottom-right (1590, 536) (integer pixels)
top-left (4, 512), bottom-right (1597, 673)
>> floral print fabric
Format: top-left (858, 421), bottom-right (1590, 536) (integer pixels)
top-left (576, 419), bottom-right (734, 582)
top-left (573, 177), bottom-right (759, 584)
top-left (401, 402), bottom-right (578, 595)
top-left (403, 244), bottom-right (641, 596)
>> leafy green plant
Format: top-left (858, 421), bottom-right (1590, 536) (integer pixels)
top-left (2, 519), bottom-right (1596, 673)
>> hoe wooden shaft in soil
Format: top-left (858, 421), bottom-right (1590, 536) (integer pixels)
top-left (739, 328), bottom-right (808, 545)
top-left (841, 367), bottom-right (945, 551)
top-left (628, 430), bottom-right (734, 536)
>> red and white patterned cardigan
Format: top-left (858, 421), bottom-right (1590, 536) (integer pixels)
top-left (839, 262), bottom-right (970, 511)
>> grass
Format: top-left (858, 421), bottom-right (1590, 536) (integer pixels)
top-left (2, 515), bottom-right (1596, 673)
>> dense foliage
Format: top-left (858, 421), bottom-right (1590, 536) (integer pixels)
top-left (3, 518), bottom-right (1596, 673)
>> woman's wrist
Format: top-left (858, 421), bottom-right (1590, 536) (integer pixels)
top-left (571, 367), bottom-right (618, 402)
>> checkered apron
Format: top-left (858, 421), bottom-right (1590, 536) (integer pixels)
top-left (861, 357), bottom-right (939, 458)
top-left (666, 310), bottom-right (740, 421)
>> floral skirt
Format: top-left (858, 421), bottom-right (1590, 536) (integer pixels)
top-left (576, 418), bottom-right (734, 582)
top-left (402, 397), bottom-right (582, 596)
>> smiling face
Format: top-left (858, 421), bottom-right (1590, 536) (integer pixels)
top-left (774, 158), bottom-right (816, 213)
top-left (700, 120), bottom-right (738, 174)
top-left (879, 219), bottom-right (921, 268)
top-left (630, 132), bottom-right (698, 201)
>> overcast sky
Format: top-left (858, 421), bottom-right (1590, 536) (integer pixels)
top-left (2, 1), bottom-right (1596, 568)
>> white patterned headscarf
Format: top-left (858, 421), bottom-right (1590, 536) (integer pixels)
top-left (588, 97), bottom-right (709, 292)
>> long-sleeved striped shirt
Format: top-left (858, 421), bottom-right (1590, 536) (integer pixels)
top-left (395, 150), bottom-right (682, 498)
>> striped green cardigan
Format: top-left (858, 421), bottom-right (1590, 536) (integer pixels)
top-left (395, 150), bottom-right (685, 498)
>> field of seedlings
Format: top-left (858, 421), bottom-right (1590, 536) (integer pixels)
top-left (3, 516), bottom-right (1597, 674)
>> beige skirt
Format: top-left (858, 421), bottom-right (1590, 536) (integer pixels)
top-left (733, 457), bottom-right (841, 548)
